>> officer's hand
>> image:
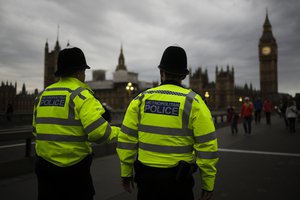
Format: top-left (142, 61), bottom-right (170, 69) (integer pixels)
top-left (199, 189), bottom-right (213, 200)
top-left (121, 177), bottom-right (135, 193)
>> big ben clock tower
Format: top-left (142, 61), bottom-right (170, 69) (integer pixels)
top-left (259, 11), bottom-right (278, 99)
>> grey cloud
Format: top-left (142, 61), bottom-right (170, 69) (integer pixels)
top-left (0, 0), bottom-right (299, 96)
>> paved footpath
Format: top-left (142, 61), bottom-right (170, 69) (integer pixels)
top-left (1, 115), bottom-right (300, 200)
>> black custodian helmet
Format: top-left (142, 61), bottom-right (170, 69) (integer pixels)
top-left (55, 47), bottom-right (90, 77)
top-left (158, 46), bottom-right (189, 75)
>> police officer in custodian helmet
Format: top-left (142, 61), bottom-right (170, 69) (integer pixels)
top-left (117, 46), bottom-right (218, 200)
top-left (33, 47), bottom-right (120, 200)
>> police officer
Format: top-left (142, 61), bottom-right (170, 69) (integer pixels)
top-left (117, 46), bottom-right (218, 200)
top-left (33, 47), bottom-right (120, 200)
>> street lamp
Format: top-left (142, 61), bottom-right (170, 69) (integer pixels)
top-left (239, 96), bottom-right (243, 103)
top-left (125, 82), bottom-right (135, 102)
top-left (124, 82), bottom-right (135, 108)
top-left (204, 91), bottom-right (210, 99)
top-left (125, 82), bottom-right (134, 92)
top-left (204, 91), bottom-right (210, 108)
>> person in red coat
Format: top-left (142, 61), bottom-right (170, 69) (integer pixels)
top-left (263, 98), bottom-right (273, 125)
top-left (240, 97), bottom-right (254, 134)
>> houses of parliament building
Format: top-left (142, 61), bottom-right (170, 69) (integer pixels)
top-left (0, 12), bottom-right (279, 113)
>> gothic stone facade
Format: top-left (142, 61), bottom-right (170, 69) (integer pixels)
top-left (0, 81), bottom-right (37, 113)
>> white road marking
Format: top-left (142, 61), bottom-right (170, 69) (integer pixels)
top-left (219, 148), bottom-right (300, 157)
top-left (0, 142), bottom-right (35, 149)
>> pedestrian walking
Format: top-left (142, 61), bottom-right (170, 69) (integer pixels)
top-left (32, 47), bottom-right (120, 200)
top-left (230, 107), bottom-right (240, 135)
top-left (253, 97), bottom-right (262, 124)
top-left (263, 98), bottom-right (273, 125)
top-left (226, 106), bottom-right (234, 124)
top-left (279, 99), bottom-right (288, 128)
top-left (286, 99), bottom-right (298, 133)
top-left (6, 103), bottom-right (13, 121)
top-left (240, 97), bottom-right (254, 134)
top-left (117, 46), bottom-right (218, 200)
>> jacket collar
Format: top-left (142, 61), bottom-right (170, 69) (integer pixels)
top-left (60, 77), bottom-right (93, 94)
top-left (161, 80), bottom-right (183, 87)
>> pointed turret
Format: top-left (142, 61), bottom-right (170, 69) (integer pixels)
top-left (115, 45), bottom-right (127, 71)
top-left (45, 39), bottom-right (49, 53)
top-left (54, 25), bottom-right (61, 51)
top-left (260, 9), bottom-right (276, 43)
top-left (21, 83), bottom-right (26, 95)
top-left (263, 9), bottom-right (272, 31)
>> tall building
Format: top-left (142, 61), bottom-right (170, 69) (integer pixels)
top-left (189, 11), bottom-right (280, 109)
top-left (86, 45), bottom-right (153, 110)
top-left (0, 81), bottom-right (37, 113)
top-left (259, 11), bottom-right (278, 99)
top-left (44, 38), bottom-right (60, 88)
top-left (189, 66), bottom-right (254, 109)
top-left (215, 66), bottom-right (235, 108)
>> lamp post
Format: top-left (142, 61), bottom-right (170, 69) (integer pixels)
top-left (204, 91), bottom-right (210, 108)
top-left (125, 82), bottom-right (135, 105)
top-left (239, 96), bottom-right (243, 103)
top-left (126, 82), bottom-right (134, 93)
top-left (204, 91), bottom-right (210, 99)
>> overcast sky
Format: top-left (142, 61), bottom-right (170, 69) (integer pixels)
top-left (0, 0), bottom-right (299, 96)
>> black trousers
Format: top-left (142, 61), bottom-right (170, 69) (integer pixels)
top-left (254, 110), bottom-right (261, 124)
top-left (134, 161), bottom-right (195, 200)
top-left (265, 112), bottom-right (271, 124)
top-left (35, 155), bottom-right (95, 200)
top-left (231, 123), bottom-right (238, 134)
top-left (288, 117), bottom-right (296, 133)
top-left (243, 116), bottom-right (252, 133)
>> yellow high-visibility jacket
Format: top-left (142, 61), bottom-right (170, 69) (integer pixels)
top-left (117, 83), bottom-right (218, 191)
top-left (33, 77), bottom-right (119, 167)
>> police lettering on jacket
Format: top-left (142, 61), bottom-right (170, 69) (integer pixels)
top-left (144, 100), bottom-right (180, 116)
top-left (40, 95), bottom-right (66, 107)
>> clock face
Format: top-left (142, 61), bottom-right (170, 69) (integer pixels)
top-left (262, 46), bottom-right (271, 55)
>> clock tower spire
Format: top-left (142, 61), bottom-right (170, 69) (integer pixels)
top-left (259, 10), bottom-right (278, 99)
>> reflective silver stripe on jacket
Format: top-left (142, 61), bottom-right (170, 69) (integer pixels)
top-left (118, 141), bottom-right (218, 156)
top-left (94, 125), bottom-right (112, 144)
top-left (194, 131), bottom-right (217, 143)
top-left (138, 124), bottom-right (193, 136)
top-left (45, 87), bottom-right (73, 92)
top-left (117, 141), bottom-right (138, 150)
top-left (36, 133), bottom-right (87, 142)
top-left (182, 91), bottom-right (196, 129)
top-left (142, 90), bottom-right (188, 97)
top-left (69, 87), bottom-right (85, 119)
top-left (139, 142), bottom-right (193, 154)
top-left (121, 125), bottom-right (138, 138)
top-left (84, 117), bottom-right (111, 144)
top-left (195, 150), bottom-right (219, 159)
top-left (85, 117), bottom-right (106, 134)
top-left (35, 117), bottom-right (82, 126)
